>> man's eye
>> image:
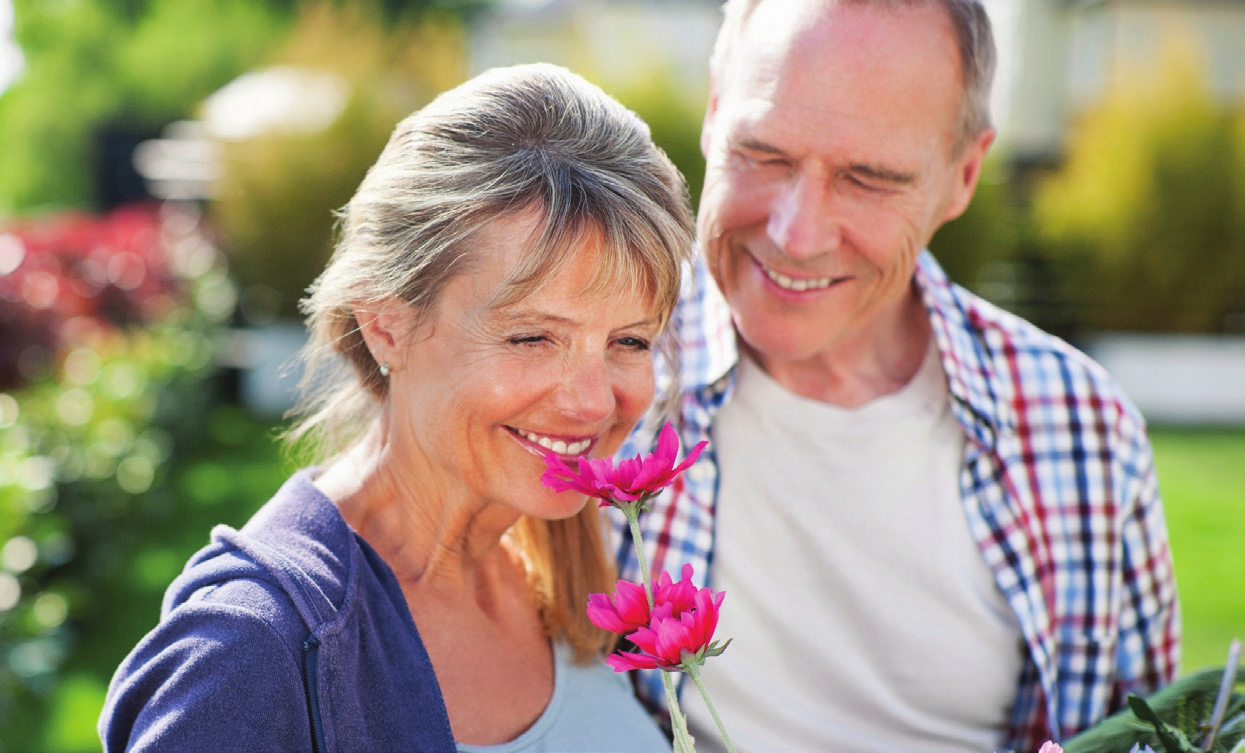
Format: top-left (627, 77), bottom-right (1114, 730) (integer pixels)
top-left (750, 155), bottom-right (787, 168)
top-left (734, 149), bottom-right (787, 169)
top-left (846, 174), bottom-right (886, 193)
top-left (508, 335), bottom-right (549, 346)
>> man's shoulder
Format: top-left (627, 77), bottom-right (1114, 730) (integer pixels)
top-left (932, 276), bottom-right (1148, 440)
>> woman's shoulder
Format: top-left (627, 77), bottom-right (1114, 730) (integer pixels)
top-left (166, 469), bottom-right (356, 625)
top-left (99, 469), bottom-right (375, 751)
top-left (107, 468), bottom-right (362, 717)
top-left (99, 585), bottom-right (314, 752)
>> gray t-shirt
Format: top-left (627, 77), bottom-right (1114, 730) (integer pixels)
top-left (457, 642), bottom-right (672, 753)
top-left (682, 345), bottom-right (1024, 753)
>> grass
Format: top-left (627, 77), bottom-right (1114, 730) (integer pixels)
top-left (1149, 427), bottom-right (1245, 674)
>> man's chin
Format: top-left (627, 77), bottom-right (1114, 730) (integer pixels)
top-left (736, 329), bottom-right (828, 370)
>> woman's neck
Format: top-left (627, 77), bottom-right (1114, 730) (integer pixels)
top-left (313, 422), bottom-right (522, 592)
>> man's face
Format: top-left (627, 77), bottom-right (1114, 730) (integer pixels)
top-left (698, 0), bottom-right (991, 374)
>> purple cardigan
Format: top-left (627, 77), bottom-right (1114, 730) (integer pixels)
top-left (99, 470), bottom-right (457, 752)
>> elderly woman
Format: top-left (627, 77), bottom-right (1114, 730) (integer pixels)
top-left (99, 64), bottom-right (694, 752)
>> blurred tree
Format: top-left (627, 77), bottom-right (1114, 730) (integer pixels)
top-left (0, 0), bottom-right (291, 214)
top-left (0, 202), bottom-right (293, 752)
top-left (211, 2), bottom-right (468, 320)
top-left (0, 0), bottom-right (493, 217)
top-left (599, 71), bottom-right (707, 212)
top-left (1031, 39), bottom-right (1245, 333)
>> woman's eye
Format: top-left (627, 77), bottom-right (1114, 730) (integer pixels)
top-left (615, 336), bottom-right (651, 351)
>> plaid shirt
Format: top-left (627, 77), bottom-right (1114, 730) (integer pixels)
top-left (613, 251), bottom-right (1180, 753)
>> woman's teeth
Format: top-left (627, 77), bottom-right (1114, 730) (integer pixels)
top-left (763, 266), bottom-right (835, 291)
top-left (519, 430), bottom-right (590, 455)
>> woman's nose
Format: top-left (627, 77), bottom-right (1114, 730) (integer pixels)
top-left (766, 172), bottom-right (842, 260)
top-left (556, 356), bottom-right (615, 422)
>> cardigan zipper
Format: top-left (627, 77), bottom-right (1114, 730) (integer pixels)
top-left (303, 636), bottom-right (327, 753)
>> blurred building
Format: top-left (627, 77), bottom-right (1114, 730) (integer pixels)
top-left (474, 0), bottom-right (1245, 167)
top-left (987, 0), bottom-right (1245, 165)
top-left (469, 0), bottom-right (720, 97)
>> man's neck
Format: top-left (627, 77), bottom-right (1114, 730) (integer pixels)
top-left (747, 289), bottom-right (932, 409)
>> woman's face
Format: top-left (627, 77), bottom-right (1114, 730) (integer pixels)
top-left (385, 211), bottom-right (661, 520)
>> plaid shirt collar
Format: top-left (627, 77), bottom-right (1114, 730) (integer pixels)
top-left (677, 250), bottom-right (1014, 444)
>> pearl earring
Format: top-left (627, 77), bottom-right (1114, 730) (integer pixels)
top-left (379, 363), bottom-right (390, 378)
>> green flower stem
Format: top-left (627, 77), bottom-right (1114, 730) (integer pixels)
top-left (625, 505), bottom-right (654, 607)
top-left (662, 671), bottom-right (695, 753)
top-left (683, 661), bottom-right (737, 753)
top-left (623, 502), bottom-right (696, 752)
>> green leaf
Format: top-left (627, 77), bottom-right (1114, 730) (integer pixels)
top-left (1128, 694), bottom-right (1203, 753)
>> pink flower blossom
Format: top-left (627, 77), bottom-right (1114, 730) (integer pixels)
top-left (588, 564), bottom-right (703, 638)
top-left (604, 567), bottom-right (727, 673)
top-left (653, 564), bottom-right (700, 617)
top-left (587, 579), bottom-right (650, 636)
top-left (541, 423), bottom-right (707, 509)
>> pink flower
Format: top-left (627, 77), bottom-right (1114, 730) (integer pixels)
top-left (588, 564), bottom-right (702, 638)
top-left (604, 566), bottom-right (728, 673)
top-left (587, 579), bottom-right (650, 636)
top-left (654, 564), bottom-right (699, 614)
top-left (541, 423), bottom-right (707, 509)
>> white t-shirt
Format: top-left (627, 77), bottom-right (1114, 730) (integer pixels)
top-left (680, 345), bottom-right (1024, 753)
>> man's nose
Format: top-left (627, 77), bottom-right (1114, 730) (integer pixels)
top-left (556, 355), bottom-right (615, 423)
top-left (766, 172), bottom-right (842, 260)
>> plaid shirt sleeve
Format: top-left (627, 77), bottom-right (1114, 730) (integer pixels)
top-left (922, 254), bottom-right (1180, 751)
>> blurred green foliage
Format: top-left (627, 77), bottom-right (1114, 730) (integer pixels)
top-left (0, 205), bottom-right (292, 752)
top-left (1031, 43), bottom-right (1245, 334)
top-left (0, 330), bottom-right (288, 753)
top-left (212, 3), bottom-right (468, 319)
top-left (603, 73), bottom-right (707, 212)
top-left (0, 0), bottom-right (291, 214)
top-left (928, 156), bottom-right (1022, 289)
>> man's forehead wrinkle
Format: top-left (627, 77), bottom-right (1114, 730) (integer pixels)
top-left (723, 0), bottom-right (964, 163)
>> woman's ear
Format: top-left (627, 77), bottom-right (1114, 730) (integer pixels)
top-left (353, 300), bottom-right (406, 370)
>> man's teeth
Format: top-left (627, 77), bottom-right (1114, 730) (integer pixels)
top-left (763, 266), bottom-right (835, 291)
top-left (520, 430), bottom-right (590, 455)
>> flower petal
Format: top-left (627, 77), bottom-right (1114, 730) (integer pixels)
top-left (586, 593), bottom-right (629, 635)
top-left (654, 423), bottom-right (679, 467)
top-left (614, 580), bottom-right (650, 627)
top-left (671, 439), bottom-right (708, 476)
top-left (606, 651), bottom-right (660, 672)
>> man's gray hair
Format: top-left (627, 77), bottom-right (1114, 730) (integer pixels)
top-left (290, 63), bottom-right (695, 456)
top-left (709, 0), bottom-right (997, 154)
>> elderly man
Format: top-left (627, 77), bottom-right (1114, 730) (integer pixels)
top-left (615, 1), bottom-right (1180, 751)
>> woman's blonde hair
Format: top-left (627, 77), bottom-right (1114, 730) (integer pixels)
top-left (287, 63), bottom-right (695, 661)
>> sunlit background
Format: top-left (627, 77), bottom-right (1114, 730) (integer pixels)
top-left (0, 1), bottom-right (1242, 750)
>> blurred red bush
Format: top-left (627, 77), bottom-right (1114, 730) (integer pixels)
top-left (0, 202), bottom-right (185, 390)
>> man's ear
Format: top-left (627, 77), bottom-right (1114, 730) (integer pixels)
top-left (701, 80), bottom-right (721, 159)
top-left (941, 126), bottom-right (996, 223)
